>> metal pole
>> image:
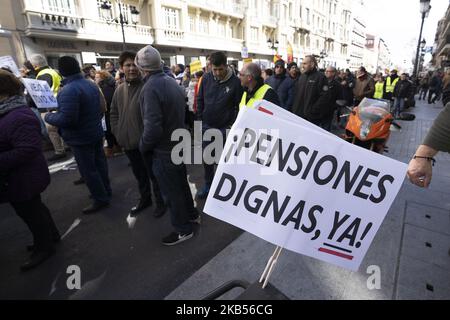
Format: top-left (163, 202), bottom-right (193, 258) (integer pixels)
top-left (118, 2), bottom-right (126, 51)
top-left (413, 12), bottom-right (425, 78)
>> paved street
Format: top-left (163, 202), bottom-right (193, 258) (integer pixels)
top-left (1, 97), bottom-right (449, 300)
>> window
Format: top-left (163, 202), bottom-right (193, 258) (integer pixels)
top-left (163, 7), bottom-right (180, 30)
top-left (189, 14), bottom-right (196, 32)
top-left (43, 0), bottom-right (76, 15)
top-left (250, 26), bottom-right (258, 42)
top-left (217, 21), bottom-right (226, 37)
top-left (97, 0), bottom-right (112, 20)
top-left (199, 17), bottom-right (208, 34)
top-left (306, 8), bottom-right (310, 24)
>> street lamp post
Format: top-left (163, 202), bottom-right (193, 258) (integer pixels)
top-left (413, 0), bottom-right (431, 78)
top-left (100, 1), bottom-right (140, 51)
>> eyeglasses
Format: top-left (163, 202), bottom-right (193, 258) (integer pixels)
top-left (238, 72), bottom-right (249, 77)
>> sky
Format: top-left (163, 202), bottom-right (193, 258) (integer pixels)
top-left (364, 0), bottom-right (449, 70)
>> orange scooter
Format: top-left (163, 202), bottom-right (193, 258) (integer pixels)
top-left (341, 98), bottom-right (398, 154)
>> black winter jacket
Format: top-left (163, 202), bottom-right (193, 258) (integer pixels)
top-left (139, 71), bottom-right (186, 154)
top-left (197, 69), bottom-right (243, 128)
top-left (292, 69), bottom-right (329, 121)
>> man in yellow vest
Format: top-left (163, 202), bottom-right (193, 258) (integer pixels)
top-left (383, 69), bottom-right (399, 101)
top-left (30, 54), bottom-right (66, 162)
top-left (374, 74), bottom-right (385, 99)
top-left (239, 63), bottom-right (280, 109)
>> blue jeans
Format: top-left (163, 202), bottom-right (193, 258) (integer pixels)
top-left (71, 140), bottom-right (112, 204)
top-left (151, 151), bottom-right (197, 234)
top-left (393, 98), bottom-right (405, 118)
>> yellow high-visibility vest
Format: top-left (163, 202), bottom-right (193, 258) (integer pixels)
top-left (374, 82), bottom-right (384, 99)
top-left (385, 76), bottom-right (399, 94)
top-left (239, 84), bottom-right (271, 109)
top-left (36, 68), bottom-right (62, 97)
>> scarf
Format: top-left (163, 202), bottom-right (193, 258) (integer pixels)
top-left (0, 95), bottom-right (27, 115)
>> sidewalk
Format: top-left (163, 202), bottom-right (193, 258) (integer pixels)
top-left (166, 98), bottom-right (450, 300)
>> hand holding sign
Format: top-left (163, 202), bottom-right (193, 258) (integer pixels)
top-left (21, 78), bottom-right (58, 109)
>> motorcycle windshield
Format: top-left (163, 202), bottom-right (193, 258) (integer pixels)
top-left (358, 98), bottom-right (390, 123)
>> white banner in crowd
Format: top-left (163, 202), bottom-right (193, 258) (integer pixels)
top-left (21, 78), bottom-right (58, 109)
top-left (204, 102), bottom-right (407, 271)
top-left (0, 55), bottom-right (21, 77)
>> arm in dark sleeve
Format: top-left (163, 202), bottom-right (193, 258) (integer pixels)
top-left (263, 88), bottom-right (281, 108)
top-left (44, 88), bottom-right (80, 128)
top-left (0, 115), bottom-right (43, 171)
top-left (36, 73), bottom-right (53, 88)
top-left (422, 102), bottom-right (450, 153)
top-left (311, 74), bottom-right (331, 114)
top-left (232, 80), bottom-right (244, 122)
top-left (285, 81), bottom-right (295, 111)
top-left (196, 76), bottom-right (205, 120)
top-left (109, 89), bottom-right (119, 138)
top-left (139, 87), bottom-right (163, 154)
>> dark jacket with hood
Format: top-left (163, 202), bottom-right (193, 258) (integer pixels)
top-left (292, 68), bottom-right (330, 122)
top-left (45, 73), bottom-right (104, 146)
top-left (393, 79), bottom-right (413, 99)
top-left (0, 96), bottom-right (50, 202)
top-left (197, 66), bottom-right (243, 129)
top-left (97, 76), bottom-right (116, 111)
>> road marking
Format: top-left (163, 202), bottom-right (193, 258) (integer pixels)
top-left (61, 218), bottom-right (81, 240)
top-left (48, 157), bottom-right (76, 174)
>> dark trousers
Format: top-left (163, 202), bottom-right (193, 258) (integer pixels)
top-left (104, 113), bottom-right (118, 149)
top-left (71, 140), bottom-right (112, 204)
top-left (151, 151), bottom-right (196, 234)
top-left (125, 149), bottom-right (164, 206)
top-left (428, 90), bottom-right (437, 104)
top-left (202, 125), bottom-right (227, 186)
top-left (419, 88), bottom-right (428, 100)
top-left (10, 194), bottom-right (59, 251)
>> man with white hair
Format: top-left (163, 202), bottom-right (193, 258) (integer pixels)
top-left (30, 54), bottom-right (66, 162)
top-left (135, 45), bottom-right (199, 246)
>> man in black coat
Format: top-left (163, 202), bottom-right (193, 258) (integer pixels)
top-left (292, 55), bottom-right (330, 128)
top-left (136, 45), bottom-right (199, 246)
top-left (393, 73), bottom-right (413, 118)
top-left (322, 66), bottom-right (343, 131)
top-left (196, 51), bottom-right (243, 199)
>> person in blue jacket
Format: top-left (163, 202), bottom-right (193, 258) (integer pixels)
top-left (45, 56), bottom-right (112, 214)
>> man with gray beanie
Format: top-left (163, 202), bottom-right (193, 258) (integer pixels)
top-left (45, 56), bottom-right (112, 214)
top-left (135, 45), bottom-right (199, 246)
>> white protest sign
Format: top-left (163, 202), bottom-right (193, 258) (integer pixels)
top-left (204, 107), bottom-right (407, 271)
top-left (21, 78), bottom-right (58, 109)
top-left (0, 55), bottom-right (21, 77)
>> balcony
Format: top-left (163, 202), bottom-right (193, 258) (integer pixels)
top-left (23, 10), bottom-right (153, 44)
top-left (184, 32), bottom-right (243, 52)
top-left (154, 28), bottom-right (185, 46)
top-left (188, 0), bottom-right (244, 18)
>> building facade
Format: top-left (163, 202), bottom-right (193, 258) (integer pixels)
top-left (364, 34), bottom-right (391, 75)
top-left (0, 0), bottom-right (388, 71)
top-left (431, 3), bottom-right (450, 70)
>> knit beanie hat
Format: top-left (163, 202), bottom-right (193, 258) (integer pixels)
top-left (275, 59), bottom-right (286, 68)
top-left (134, 45), bottom-right (162, 72)
top-left (58, 56), bottom-right (81, 77)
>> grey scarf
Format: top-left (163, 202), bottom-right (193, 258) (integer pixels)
top-left (0, 95), bottom-right (27, 115)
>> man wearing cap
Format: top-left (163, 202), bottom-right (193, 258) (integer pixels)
top-left (277, 62), bottom-right (300, 111)
top-left (265, 60), bottom-right (287, 108)
top-left (135, 45), bottom-right (199, 246)
top-left (45, 56), bottom-right (112, 214)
